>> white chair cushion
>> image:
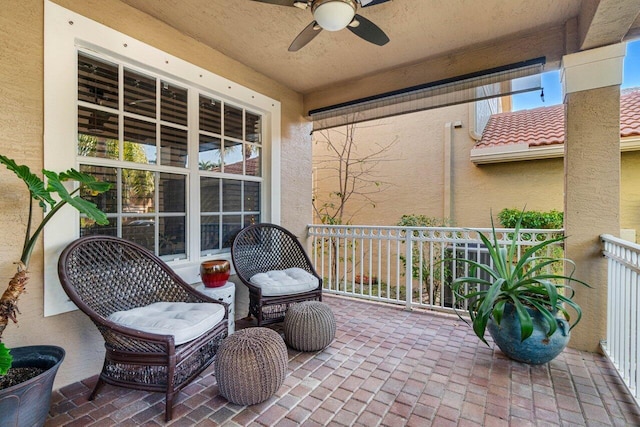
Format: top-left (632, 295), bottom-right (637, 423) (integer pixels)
top-left (107, 302), bottom-right (225, 345)
top-left (250, 267), bottom-right (319, 297)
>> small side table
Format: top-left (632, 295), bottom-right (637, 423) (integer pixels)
top-left (195, 281), bottom-right (235, 334)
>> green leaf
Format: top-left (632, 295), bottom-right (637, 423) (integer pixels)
top-left (59, 169), bottom-right (112, 194)
top-left (511, 299), bottom-right (534, 341)
top-left (0, 155), bottom-right (56, 210)
top-left (0, 343), bottom-right (12, 375)
top-left (43, 170), bottom-right (110, 225)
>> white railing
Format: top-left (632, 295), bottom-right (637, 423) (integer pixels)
top-left (601, 234), bottom-right (640, 406)
top-left (308, 224), bottom-right (564, 314)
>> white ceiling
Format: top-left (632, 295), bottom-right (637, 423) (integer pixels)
top-left (119, 0), bottom-right (639, 96)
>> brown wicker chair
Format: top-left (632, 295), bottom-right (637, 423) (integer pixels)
top-left (57, 235), bottom-right (228, 422)
top-left (231, 223), bottom-right (322, 325)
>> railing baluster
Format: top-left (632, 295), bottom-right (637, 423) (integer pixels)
top-left (309, 224), bottom-right (563, 314)
top-left (601, 234), bottom-right (640, 407)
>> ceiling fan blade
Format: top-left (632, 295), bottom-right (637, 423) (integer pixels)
top-left (347, 14), bottom-right (389, 46)
top-left (359, 0), bottom-right (391, 7)
top-left (289, 21), bottom-right (323, 52)
top-left (250, 0), bottom-right (298, 7)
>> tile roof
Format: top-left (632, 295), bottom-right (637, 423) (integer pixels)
top-left (476, 87), bottom-right (640, 149)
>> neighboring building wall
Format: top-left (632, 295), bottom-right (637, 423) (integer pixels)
top-left (313, 103), bottom-right (640, 236)
top-left (0, 0), bottom-right (310, 387)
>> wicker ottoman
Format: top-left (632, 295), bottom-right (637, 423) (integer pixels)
top-left (284, 301), bottom-right (336, 351)
top-left (215, 327), bottom-right (288, 405)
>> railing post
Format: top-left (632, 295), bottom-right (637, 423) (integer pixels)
top-left (405, 227), bottom-right (413, 311)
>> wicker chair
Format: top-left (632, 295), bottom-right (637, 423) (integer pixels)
top-left (57, 236), bottom-right (228, 422)
top-left (231, 223), bottom-right (322, 326)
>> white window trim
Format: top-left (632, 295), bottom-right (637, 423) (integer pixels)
top-left (43, 1), bottom-right (281, 316)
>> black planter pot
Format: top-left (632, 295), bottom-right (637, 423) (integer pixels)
top-left (0, 345), bottom-right (65, 427)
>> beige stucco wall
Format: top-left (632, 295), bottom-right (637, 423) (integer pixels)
top-left (313, 104), bottom-right (640, 235)
top-left (0, 0), bottom-right (310, 387)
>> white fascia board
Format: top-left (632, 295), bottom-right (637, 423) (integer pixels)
top-left (471, 136), bottom-right (640, 165)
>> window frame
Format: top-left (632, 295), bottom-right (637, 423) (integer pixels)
top-left (44, 1), bottom-right (281, 316)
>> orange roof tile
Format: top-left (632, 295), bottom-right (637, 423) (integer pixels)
top-left (477, 87), bottom-right (640, 149)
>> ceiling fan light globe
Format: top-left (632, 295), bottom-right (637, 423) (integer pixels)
top-left (312, 0), bottom-right (356, 31)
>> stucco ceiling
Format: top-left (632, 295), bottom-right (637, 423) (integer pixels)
top-left (119, 0), bottom-right (639, 96)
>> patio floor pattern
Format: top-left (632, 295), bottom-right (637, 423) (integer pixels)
top-left (46, 295), bottom-right (640, 426)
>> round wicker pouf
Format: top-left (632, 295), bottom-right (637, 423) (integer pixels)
top-left (215, 327), bottom-right (288, 405)
top-left (284, 301), bottom-right (336, 351)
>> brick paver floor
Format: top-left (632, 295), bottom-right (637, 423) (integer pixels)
top-left (46, 295), bottom-right (640, 426)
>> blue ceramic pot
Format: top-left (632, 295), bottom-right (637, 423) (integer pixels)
top-left (487, 304), bottom-right (570, 364)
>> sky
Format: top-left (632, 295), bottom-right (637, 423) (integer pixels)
top-left (512, 40), bottom-right (640, 111)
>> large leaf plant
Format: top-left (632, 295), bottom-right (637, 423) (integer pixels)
top-left (0, 155), bottom-right (111, 374)
top-left (449, 210), bottom-right (590, 346)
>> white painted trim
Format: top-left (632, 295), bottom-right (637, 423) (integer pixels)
top-left (561, 43), bottom-right (626, 95)
top-left (471, 136), bottom-right (640, 164)
top-left (43, 1), bottom-right (281, 315)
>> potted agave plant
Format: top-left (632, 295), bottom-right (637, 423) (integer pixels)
top-left (449, 210), bottom-right (590, 364)
top-left (0, 155), bottom-right (110, 427)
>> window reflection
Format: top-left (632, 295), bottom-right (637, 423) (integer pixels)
top-left (124, 69), bottom-right (156, 118)
top-left (224, 105), bottom-right (243, 139)
top-left (160, 217), bottom-right (186, 257)
top-left (161, 81), bottom-right (187, 126)
top-left (124, 117), bottom-right (156, 164)
top-left (123, 217), bottom-right (155, 252)
top-left (200, 95), bottom-right (221, 134)
top-left (222, 215), bottom-right (242, 249)
top-left (122, 168), bottom-right (155, 214)
top-left (199, 135), bottom-right (221, 171)
top-left (201, 215), bottom-right (220, 253)
top-left (222, 180), bottom-right (242, 212)
top-left (161, 126), bottom-right (188, 167)
top-left (223, 140), bottom-right (243, 174)
top-left (78, 107), bottom-right (119, 159)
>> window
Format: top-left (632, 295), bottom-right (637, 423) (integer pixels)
top-left (76, 52), bottom-right (263, 259)
top-left (44, 1), bottom-right (281, 315)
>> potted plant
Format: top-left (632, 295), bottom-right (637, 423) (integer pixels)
top-left (0, 155), bottom-right (110, 426)
top-left (449, 210), bottom-right (589, 364)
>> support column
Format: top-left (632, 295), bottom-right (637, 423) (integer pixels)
top-left (561, 43), bottom-right (625, 352)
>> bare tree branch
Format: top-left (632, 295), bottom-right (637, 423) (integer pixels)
top-left (313, 119), bottom-right (401, 225)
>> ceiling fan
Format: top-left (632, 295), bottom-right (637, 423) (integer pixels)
top-left (251, 0), bottom-right (391, 51)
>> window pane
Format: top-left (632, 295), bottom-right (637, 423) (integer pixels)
top-left (246, 145), bottom-right (261, 177)
top-left (222, 180), bottom-right (242, 212)
top-left (78, 107), bottom-right (119, 159)
top-left (246, 112), bottom-right (261, 144)
top-left (160, 173), bottom-right (186, 213)
top-left (200, 95), bottom-right (221, 134)
top-left (159, 216), bottom-right (186, 257)
top-left (79, 165), bottom-right (118, 213)
top-left (223, 140), bottom-right (243, 174)
top-left (244, 181), bottom-right (260, 212)
top-left (244, 214), bottom-right (259, 227)
top-left (81, 217), bottom-right (117, 237)
top-left (122, 168), bottom-right (155, 214)
top-left (199, 135), bottom-right (221, 171)
top-left (161, 126), bottom-right (188, 167)
top-left (124, 69), bottom-right (156, 118)
top-left (201, 215), bottom-right (220, 253)
top-left (224, 104), bottom-right (243, 139)
top-left (78, 53), bottom-right (118, 109)
top-left (124, 117), bottom-right (156, 164)
top-left (123, 216), bottom-right (155, 251)
top-left (200, 177), bottom-right (220, 212)
top-left (222, 215), bottom-right (242, 249)
top-left (161, 81), bottom-right (187, 126)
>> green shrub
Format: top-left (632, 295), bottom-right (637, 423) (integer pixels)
top-left (497, 208), bottom-right (563, 229)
